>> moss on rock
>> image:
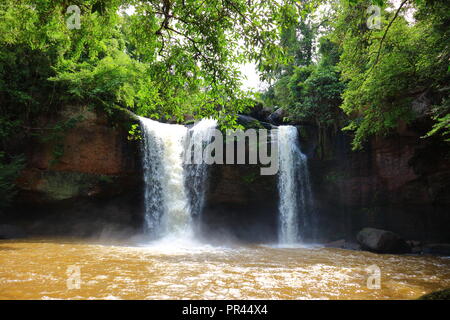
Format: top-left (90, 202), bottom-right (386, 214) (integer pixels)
top-left (36, 171), bottom-right (113, 201)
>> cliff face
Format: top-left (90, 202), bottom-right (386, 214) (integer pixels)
top-left (304, 122), bottom-right (450, 243)
top-left (9, 105), bottom-right (143, 237)
top-left (6, 106), bottom-right (449, 243)
top-left (203, 163), bottom-right (278, 242)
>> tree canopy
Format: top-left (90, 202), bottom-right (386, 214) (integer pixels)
top-left (260, 0), bottom-right (449, 150)
top-left (0, 0), bottom-right (308, 206)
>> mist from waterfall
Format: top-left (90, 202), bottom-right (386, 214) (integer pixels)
top-left (139, 117), bottom-right (217, 239)
top-left (276, 125), bottom-right (314, 244)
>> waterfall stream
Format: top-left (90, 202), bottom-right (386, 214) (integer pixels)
top-left (139, 117), bottom-right (217, 239)
top-left (276, 125), bottom-right (313, 244)
top-left (184, 119), bottom-right (218, 218)
top-left (139, 117), bottom-right (191, 237)
top-left (140, 117), bottom-right (313, 244)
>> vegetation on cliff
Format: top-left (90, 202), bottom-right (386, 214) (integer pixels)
top-left (0, 0), bottom-right (449, 207)
top-left (260, 0), bottom-right (449, 150)
top-left (0, 0), bottom-right (307, 206)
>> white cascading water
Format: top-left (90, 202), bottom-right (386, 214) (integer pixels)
top-left (139, 116), bottom-right (217, 239)
top-left (276, 125), bottom-right (313, 244)
top-left (184, 119), bottom-right (218, 218)
top-left (139, 117), bottom-right (191, 237)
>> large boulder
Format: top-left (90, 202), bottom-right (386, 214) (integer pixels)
top-left (267, 108), bottom-right (288, 125)
top-left (324, 239), bottom-right (361, 251)
top-left (248, 104), bottom-right (272, 122)
top-left (356, 227), bottom-right (411, 254)
top-left (237, 115), bottom-right (274, 130)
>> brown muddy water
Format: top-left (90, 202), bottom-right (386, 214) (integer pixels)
top-left (1, 237), bottom-right (450, 300)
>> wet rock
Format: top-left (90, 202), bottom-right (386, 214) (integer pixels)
top-left (0, 224), bottom-right (26, 239)
top-left (237, 115), bottom-right (274, 130)
top-left (324, 239), bottom-right (346, 248)
top-left (356, 228), bottom-right (411, 254)
top-left (267, 108), bottom-right (288, 125)
top-left (248, 104), bottom-right (272, 122)
top-left (407, 240), bottom-right (423, 254)
top-left (343, 241), bottom-right (362, 251)
top-left (324, 239), bottom-right (361, 251)
top-left (418, 288), bottom-right (450, 300)
top-left (7, 105), bottom-right (143, 237)
top-left (423, 243), bottom-right (450, 256)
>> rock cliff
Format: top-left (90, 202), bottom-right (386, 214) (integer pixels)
top-left (7, 105), bottom-right (143, 237)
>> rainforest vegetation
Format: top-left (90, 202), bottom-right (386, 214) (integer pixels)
top-left (0, 0), bottom-right (449, 207)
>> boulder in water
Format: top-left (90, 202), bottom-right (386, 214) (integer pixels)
top-left (324, 239), bottom-right (346, 248)
top-left (356, 228), bottom-right (410, 254)
top-left (418, 288), bottom-right (450, 300)
top-left (325, 239), bottom-right (361, 251)
top-left (0, 224), bottom-right (26, 239)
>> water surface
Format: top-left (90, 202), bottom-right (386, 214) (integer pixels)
top-left (1, 238), bottom-right (449, 300)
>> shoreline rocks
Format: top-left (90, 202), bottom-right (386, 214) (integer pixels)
top-left (418, 288), bottom-right (450, 300)
top-left (324, 239), bottom-right (361, 251)
top-left (356, 228), bottom-right (411, 254)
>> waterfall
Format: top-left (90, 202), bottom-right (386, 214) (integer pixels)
top-left (139, 117), bottom-right (191, 237)
top-left (139, 117), bottom-right (216, 239)
top-left (276, 125), bottom-right (313, 244)
top-left (184, 119), bottom-right (218, 218)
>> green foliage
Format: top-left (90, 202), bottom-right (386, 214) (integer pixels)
top-left (1, 0), bottom-right (449, 208)
top-left (242, 172), bottom-right (258, 185)
top-left (261, 0), bottom-right (449, 150)
top-left (290, 63), bottom-right (346, 128)
top-left (128, 123), bottom-right (141, 141)
top-left (334, 0), bottom-right (450, 149)
top-left (424, 103), bottom-right (450, 142)
top-left (0, 153), bottom-right (25, 209)
top-left (50, 46), bottom-right (160, 116)
top-left (0, 0), bottom-right (310, 207)
top-left (0, 0), bottom-right (309, 131)
top-left (261, 24), bottom-right (345, 130)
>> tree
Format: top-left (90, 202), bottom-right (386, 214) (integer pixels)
top-left (334, 0), bottom-right (450, 149)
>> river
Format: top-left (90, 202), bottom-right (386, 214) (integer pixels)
top-left (1, 237), bottom-right (449, 300)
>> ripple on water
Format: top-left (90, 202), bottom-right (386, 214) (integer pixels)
top-left (1, 238), bottom-right (450, 299)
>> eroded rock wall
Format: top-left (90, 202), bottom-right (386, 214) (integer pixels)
top-left (7, 105), bottom-right (143, 237)
top-left (305, 123), bottom-right (450, 243)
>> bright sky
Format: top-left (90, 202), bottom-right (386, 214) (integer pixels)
top-left (239, 63), bottom-right (267, 92)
